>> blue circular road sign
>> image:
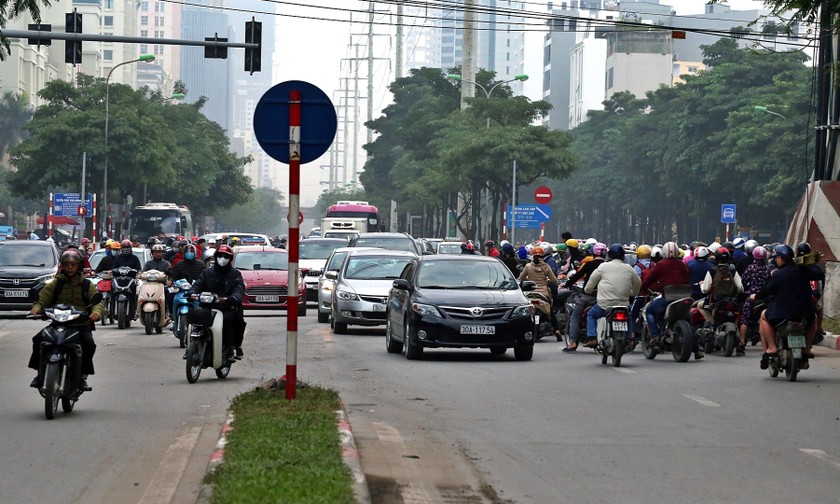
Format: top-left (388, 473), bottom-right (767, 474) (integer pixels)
top-left (253, 80), bottom-right (337, 164)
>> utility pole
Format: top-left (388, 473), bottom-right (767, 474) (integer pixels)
top-left (460, 0), bottom-right (478, 109)
top-left (395, 1), bottom-right (404, 79)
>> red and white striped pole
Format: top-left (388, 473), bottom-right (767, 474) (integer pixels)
top-left (540, 222), bottom-right (545, 242)
top-left (92, 194), bottom-right (97, 248)
top-left (48, 193), bottom-right (54, 238)
top-left (501, 202), bottom-right (507, 241)
top-left (286, 90), bottom-right (301, 400)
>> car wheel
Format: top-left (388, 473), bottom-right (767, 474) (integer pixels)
top-left (333, 320), bottom-right (348, 334)
top-left (513, 345), bottom-right (533, 361)
top-left (317, 310), bottom-right (329, 323)
top-left (386, 319), bottom-right (403, 354)
top-left (404, 318), bottom-right (422, 360)
top-left (299, 301), bottom-right (307, 317)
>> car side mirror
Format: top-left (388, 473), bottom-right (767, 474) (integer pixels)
top-left (325, 271), bottom-right (337, 280)
top-left (520, 280), bottom-right (537, 291)
top-left (392, 279), bottom-right (409, 290)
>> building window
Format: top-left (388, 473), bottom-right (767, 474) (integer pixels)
top-left (141, 16), bottom-right (148, 25)
top-left (141, 30), bottom-right (148, 38)
top-left (606, 68), bottom-right (614, 90)
top-left (140, 44), bottom-right (148, 53)
top-left (104, 0), bottom-right (114, 8)
top-left (140, 1), bottom-right (148, 10)
top-left (104, 49), bottom-right (113, 60)
top-left (156, 2), bottom-right (165, 12)
top-left (103, 16), bottom-right (113, 27)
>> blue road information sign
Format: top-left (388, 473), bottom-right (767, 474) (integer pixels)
top-left (253, 80), bottom-right (337, 164)
top-left (721, 204), bottom-right (736, 224)
top-left (54, 193), bottom-right (92, 217)
top-left (506, 204), bottom-right (552, 224)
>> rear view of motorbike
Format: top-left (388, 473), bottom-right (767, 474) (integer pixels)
top-left (768, 319), bottom-right (809, 382)
top-left (596, 307), bottom-right (631, 367)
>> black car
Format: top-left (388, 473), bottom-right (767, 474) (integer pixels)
top-left (0, 241), bottom-right (60, 311)
top-left (385, 254), bottom-right (536, 360)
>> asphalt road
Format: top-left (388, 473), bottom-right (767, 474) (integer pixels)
top-left (3, 309), bottom-right (840, 504)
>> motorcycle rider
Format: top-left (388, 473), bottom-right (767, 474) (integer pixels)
top-left (143, 243), bottom-right (173, 273)
top-left (687, 246), bottom-right (715, 301)
top-left (172, 244), bottom-right (207, 283)
top-left (562, 242), bottom-right (607, 351)
top-left (484, 240), bottom-right (500, 257)
top-left (28, 249), bottom-right (104, 390)
top-left (518, 245), bottom-right (558, 331)
top-left (500, 242), bottom-right (521, 276)
top-left (751, 244), bottom-right (824, 368)
top-left (640, 242), bottom-right (690, 350)
top-left (738, 245), bottom-right (771, 355)
top-left (169, 239), bottom-right (189, 266)
top-left (113, 239), bottom-right (142, 318)
top-left (187, 244), bottom-right (246, 358)
top-left (95, 240), bottom-right (121, 273)
top-left (584, 244), bottom-right (641, 346)
top-left (461, 241), bottom-right (478, 255)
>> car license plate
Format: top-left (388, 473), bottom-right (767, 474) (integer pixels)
top-left (372, 304), bottom-right (386, 312)
top-left (4, 290), bottom-right (28, 298)
top-left (255, 295), bottom-right (280, 303)
top-left (612, 321), bottom-right (628, 332)
top-left (788, 335), bottom-right (806, 348)
top-left (460, 325), bottom-right (495, 335)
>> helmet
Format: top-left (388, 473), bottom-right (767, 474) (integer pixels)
top-left (177, 235), bottom-right (185, 241)
top-left (231, 236), bottom-right (240, 244)
top-left (179, 239), bottom-right (189, 247)
top-left (745, 239), bottom-right (758, 254)
top-left (192, 236), bottom-right (200, 242)
top-left (592, 242), bottom-right (607, 257)
top-left (532, 246), bottom-right (545, 257)
top-left (715, 247), bottom-right (731, 264)
top-left (651, 246), bottom-right (663, 260)
top-left (501, 243), bottom-right (514, 254)
top-left (708, 242), bottom-right (721, 253)
top-left (752, 246), bottom-right (768, 260)
top-left (484, 239), bottom-right (495, 247)
top-left (722, 241), bottom-right (735, 251)
top-left (151, 244), bottom-right (165, 253)
top-left (461, 242), bottom-right (475, 253)
top-left (80, 238), bottom-right (91, 245)
top-left (565, 239), bottom-right (579, 249)
top-left (772, 244), bottom-right (795, 262)
top-left (110, 240), bottom-right (121, 250)
top-left (60, 249), bottom-right (83, 265)
top-left (542, 244), bottom-right (554, 254)
top-left (662, 242), bottom-right (680, 259)
top-left (146, 237), bottom-right (159, 247)
top-left (607, 244), bottom-right (625, 260)
top-left (555, 243), bottom-right (567, 252)
top-left (499, 240), bottom-right (510, 248)
top-left (732, 237), bottom-right (746, 249)
top-left (694, 246), bottom-right (710, 261)
top-left (636, 244), bottom-right (651, 259)
top-left (208, 238), bottom-right (217, 246)
top-left (215, 244), bottom-right (234, 258)
top-left (120, 239), bottom-right (131, 248)
top-left (584, 238), bottom-right (597, 251)
top-left (796, 242), bottom-right (811, 257)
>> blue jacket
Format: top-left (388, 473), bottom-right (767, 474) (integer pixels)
top-left (687, 258), bottom-right (715, 300)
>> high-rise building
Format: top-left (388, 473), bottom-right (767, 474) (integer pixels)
top-left (179, 5), bottom-right (231, 130)
top-left (136, 0), bottom-right (181, 93)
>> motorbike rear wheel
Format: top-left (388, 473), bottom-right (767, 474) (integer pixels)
top-left (784, 349), bottom-right (798, 382)
top-left (44, 362), bottom-right (62, 420)
top-left (177, 314), bottom-right (188, 348)
top-left (640, 326), bottom-right (658, 360)
top-left (612, 339), bottom-right (625, 367)
top-left (186, 339), bottom-right (204, 383)
top-left (672, 320), bottom-right (694, 363)
top-left (143, 311), bottom-right (154, 335)
top-left (723, 330), bottom-right (737, 357)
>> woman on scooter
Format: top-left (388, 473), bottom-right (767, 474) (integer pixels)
top-left (519, 246), bottom-right (558, 335)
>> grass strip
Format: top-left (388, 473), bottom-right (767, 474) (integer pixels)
top-left (207, 383), bottom-right (355, 504)
top-left (823, 316), bottom-right (840, 335)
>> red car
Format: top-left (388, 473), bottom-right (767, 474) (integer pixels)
top-left (232, 246), bottom-right (307, 314)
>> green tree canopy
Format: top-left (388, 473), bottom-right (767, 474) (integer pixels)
top-left (212, 187), bottom-right (285, 234)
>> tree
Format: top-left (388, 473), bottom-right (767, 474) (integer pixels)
top-left (212, 187), bottom-right (285, 233)
top-left (0, 91), bottom-right (32, 164)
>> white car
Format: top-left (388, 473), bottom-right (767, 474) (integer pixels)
top-left (200, 232), bottom-right (271, 247)
top-left (317, 246), bottom-right (378, 323)
top-left (298, 238), bottom-right (348, 302)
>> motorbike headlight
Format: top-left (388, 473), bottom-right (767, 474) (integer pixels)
top-left (50, 309), bottom-right (80, 323)
top-left (411, 303), bottom-right (442, 317)
top-left (511, 304), bottom-right (535, 318)
top-left (336, 289), bottom-right (358, 301)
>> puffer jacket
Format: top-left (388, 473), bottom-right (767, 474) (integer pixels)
top-left (585, 259), bottom-right (641, 308)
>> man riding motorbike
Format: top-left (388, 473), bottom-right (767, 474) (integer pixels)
top-left (584, 244), bottom-right (641, 346)
top-left (113, 239), bottom-right (142, 318)
top-left (187, 245), bottom-right (246, 358)
top-left (171, 244), bottom-right (207, 283)
top-left (95, 240), bottom-right (121, 273)
top-left (500, 242), bottom-right (521, 276)
top-left (28, 249), bottom-right (104, 391)
top-left (640, 242), bottom-right (689, 350)
top-left (562, 242), bottom-right (607, 351)
top-left (518, 246), bottom-right (558, 334)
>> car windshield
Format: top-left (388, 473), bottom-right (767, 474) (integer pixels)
top-left (326, 251), bottom-right (348, 271)
top-left (344, 256), bottom-right (412, 280)
top-left (437, 243), bottom-right (462, 254)
top-left (0, 245), bottom-right (56, 267)
top-left (418, 260), bottom-right (517, 289)
top-left (300, 241), bottom-right (343, 260)
top-left (234, 251), bottom-right (288, 271)
top-left (353, 238), bottom-right (415, 253)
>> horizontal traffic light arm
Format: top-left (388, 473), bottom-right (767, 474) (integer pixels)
top-left (2, 29), bottom-right (258, 51)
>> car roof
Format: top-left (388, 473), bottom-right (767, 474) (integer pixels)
top-left (233, 246), bottom-right (286, 253)
top-left (300, 238), bottom-right (348, 244)
top-left (353, 232), bottom-right (411, 239)
top-left (0, 240), bottom-right (55, 247)
top-left (330, 246), bottom-right (377, 254)
top-left (419, 254), bottom-right (499, 263)
top-left (345, 249), bottom-right (416, 257)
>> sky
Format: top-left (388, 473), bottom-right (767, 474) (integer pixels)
top-left (265, 0), bottom-right (768, 207)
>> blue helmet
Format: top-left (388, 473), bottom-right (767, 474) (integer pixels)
top-left (772, 244), bottom-right (794, 262)
top-left (607, 243), bottom-right (625, 260)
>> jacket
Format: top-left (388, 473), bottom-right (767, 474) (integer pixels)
top-left (113, 252), bottom-right (142, 271)
top-left (143, 258), bottom-right (172, 273)
top-left (585, 259), bottom-right (641, 308)
top-left (188, 264), bottom-right (245, 309)
top-left (564, 257), bottom-right (603, 289)
top-left (756, 262), bottom-right (824, 321)
top-left (172, 258), bottom-right (208, 283)
top-left (640, 257), bottom-right (688, 294)
top-left (518, 261), bottom-right (557, 297)
top-left (33, 272), bottom-right (106, 324)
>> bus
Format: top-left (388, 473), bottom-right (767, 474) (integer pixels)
top-left (127, 202), bottom-right (193, 243)
top-left (323, 200), bottom-right (382, 233)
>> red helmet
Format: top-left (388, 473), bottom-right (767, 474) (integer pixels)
top-left (120, 239), bottom-right (131, 248)
top-left (215, 244), bottom-right (234, 257)
top-left (177, 235), bottom-right (185, 241)
top-left (80, 238), bottom-right (91, 245)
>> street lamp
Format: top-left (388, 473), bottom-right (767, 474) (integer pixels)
top-left (152, 92), bottom-right (186, 104)
top-left (754, 105), bottom-right (787, 120)
top-left (104, 53), bottom-right (155, 238)
top-left (446, 73), bottom-right (528, 100)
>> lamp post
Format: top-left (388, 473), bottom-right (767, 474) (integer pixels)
top-left (104, 54), bottom-right (155, 238)
top-left (152, 92), bottom-right (186, 104)
top-left (754, 105), bottom-right (787, 120)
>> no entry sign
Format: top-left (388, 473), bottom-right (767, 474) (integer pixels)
top-left (534, 186), bottom-right (552, 204)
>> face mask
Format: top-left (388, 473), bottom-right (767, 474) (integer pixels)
top-left (105, 250), bottom-right (112, 257)
top-left (216, 256), bottom-right (230, 267)
top-left (533, 256), bottom-right (542, 263)
top-left (185, 252), bottom-right (196, 260)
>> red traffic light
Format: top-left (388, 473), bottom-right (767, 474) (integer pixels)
top-left (77, 204), bottom-right (87, 216)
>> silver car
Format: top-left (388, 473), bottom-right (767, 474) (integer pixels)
top-left (317, 246), bottom-right (378, 323)
top-left (328, 249), bottom-right (415, 334)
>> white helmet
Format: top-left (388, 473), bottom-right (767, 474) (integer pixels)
top-left (662, 242), bottom-right (680, 259)
top-left (732, 237), bottom-right (746, 249)
top-left (708, 242), bottom-right (721, 253)
top-left (745, 239), bottom-right (758, 254)
top-left (500, 239), bottom-right (510, 248)
top-left (651, 246), bottom-right (663, 260)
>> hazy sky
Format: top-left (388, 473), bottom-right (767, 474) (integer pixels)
top-left (266, 1), bottom-right (768, 207)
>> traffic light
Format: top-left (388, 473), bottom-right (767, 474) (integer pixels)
top-left (77, 204), bottom-right (87, 217)
top-left (244, 19), bottom-right (262, 74)
top-left (65, 11), bottom-right (82, 64)
top-left (204, 34), bottom-right (228, 59)
top-left (27, 23), bottom-right (52, 47)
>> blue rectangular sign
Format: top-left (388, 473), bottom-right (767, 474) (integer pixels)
top-left (721, 204), bottom-right (736, 224)
top-left (513, 220), bottom-right (542, 229)
top-left (54, 193), bottom-right (92, 217)
top-left (506, 204), bottom-right (552, 224)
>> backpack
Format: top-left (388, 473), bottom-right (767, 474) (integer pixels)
top-left (710, 265), bottom-right (738, 300)
top-left (637, 261), bottom-right (654, 285)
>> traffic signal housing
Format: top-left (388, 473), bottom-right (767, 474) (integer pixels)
top-left (244, 19), bottom-right (261, 74)
top-left (65, 11), bottom-right (82, 64)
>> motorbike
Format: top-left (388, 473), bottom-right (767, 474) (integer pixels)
top-left (768, 319), bottom-right (809, 382)
top-left (639, 284), bottom-right (698, 362)
top-left (111, 267), bottom-right (138, 330)
top-left (170, 278), bottom-right (197, 348)
top-left (185, 292), bottom-right (235, 383)
top-left (692, 297), bottom-right (740, 357)
top-left (523, 285), bottom-right (554, 342)
top-left (561, 285), bottom-right (595, 347)
top-left (595, 306), bottom-right (632, 367)
top-left (30, 294), bottom-right (103, 420)
top-left (137, 270), bottom-right (168, 335)
top-left (95, 272), bottom-right (114, 326)
top-left (746, 301), bottom-right (765, 347)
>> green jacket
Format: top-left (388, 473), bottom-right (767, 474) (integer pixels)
top-left (33, 272), bottom-right (106, 324)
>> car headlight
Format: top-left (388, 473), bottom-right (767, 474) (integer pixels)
top-left (320, 280), bottom-right (335, 292)
top-left (36, 274), bottom-right (54, 284)
top-left (336, 289), bottom-right (358, 301)
top-left (511, 304), bottom-right (534, 318)
top-left (411, 303), bottom-right (442, 317)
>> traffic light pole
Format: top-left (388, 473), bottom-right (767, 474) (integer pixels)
top-left (3, 29), bottom-right (258, 52)
top-left (81, 152), bottom-right (87, 238)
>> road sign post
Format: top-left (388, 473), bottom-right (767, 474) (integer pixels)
top-left (721, 204), bottom-right (736, 241)
top-left (254, 81), bottom-right (336, 400)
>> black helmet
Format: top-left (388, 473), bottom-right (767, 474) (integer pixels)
top-left (714, 247), bottom-right (731, 264)
top-left (796, 242), bottom-right (811, 257)
top-left (607, 243), bottom-right (625, 260)
top-left (773, 244), bottom-right (795, 262)
top-left (501, 242), bottom-right (514, 254)
top-left (722, 241), bottom-right (734, 250)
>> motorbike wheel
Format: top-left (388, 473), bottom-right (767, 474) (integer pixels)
top-left (672, 320), bottom-right (695, 363)
top-left (601, 351), bottom-right (608, 365)
top-left (108, 300), bottom-right (115, 324)
top-left (44, 362), bottom-right (62, 420)
top-left (704, 340), bottom-right (715, 355)
top-left (385, 319), bottom-right (403, 354)
top-left (640, 326), bottom-right (658, 360)
top-left (117, 303), bottom-right (127, 330)
top-left (177, 314), bottom-right (188, 348)
top-left (723, 331), bottom-right (737, 357)
top-left (186, 339), bottom-right (204, 383)
top-left (784, 350), bottom-right (798, 382)
top-left (61, 394), bottom-right (75, 413)
top-left (612, 339), bottom-right (625, 367)
top-left (216, 351), bottom-right (231, 379)
top-left (143, 311), bottom-right (154, 335)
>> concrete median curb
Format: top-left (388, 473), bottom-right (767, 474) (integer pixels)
top-left (817, 331), bottom-right (840, 350)
top-left (337, 402), bottom-right (372, 504)
top-left (195, 411), bottom-right (234, 504)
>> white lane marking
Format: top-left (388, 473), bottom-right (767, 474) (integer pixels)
top-left (613, 367), bottom-right (636, 374)
top-left (683, 394), bottom-right (721, 407)
top-left (373, 421), bottom-right (405, 444)
top-left (138, 426), bottom-right (202, 504)
top-left (373, 422), bottom-right (435, 504)
top-left (801, 449), bottom-right (840, 469)
top-left (0, 330), bottom-right (9, 340)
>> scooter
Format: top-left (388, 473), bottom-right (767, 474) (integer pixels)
top-left (768, 319), bottom-right (809, 382)
top-left (95, 272), bottom-right (113, 326)
top-left (596, 306), bottom-right (632, 367)
top-left (137, 269), bottom-right (168, 335)
top-left (524, 288), bottom-right (554, 342)
top-left (171, 278), bottom-right (198, 348)
top-left (692, 297), bottom-right (740, 357)
top-left (640, 285), bottom-right (698, 362)
top-left (111, 267), bottom-right (138, 330)
top-left (30, 294), bottom-right (103, 420)
top-left (185, 292), bottom-right (235, 383)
